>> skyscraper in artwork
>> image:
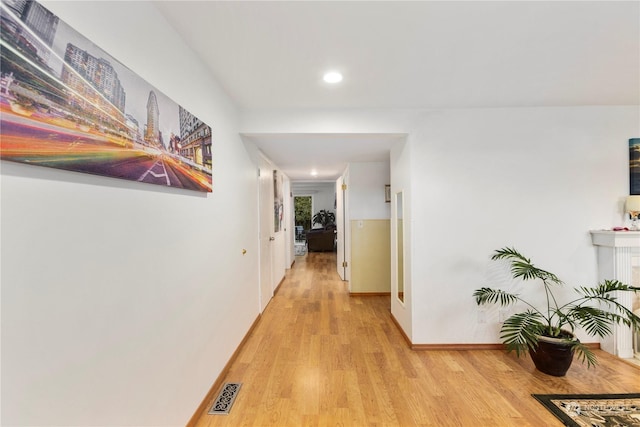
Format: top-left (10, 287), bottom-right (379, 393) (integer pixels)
top-left (62, 43), bottom-right (126, 113)
top-left (178, 105), bottom-right (212, 169)
top-left (2, 0), bottom-right (58, 62)
top-left (145, 90), bottom-right (160, 148)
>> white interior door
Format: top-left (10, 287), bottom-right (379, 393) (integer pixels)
top-left (336, 177), bottom-right (346, 280)
top-left (258, 161), bottom-right (273, 312)
top-left (342, 168), bottom-right (351, 284)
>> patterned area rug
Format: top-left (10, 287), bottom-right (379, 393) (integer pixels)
top-left (533, 393), bottom-right (640, 426)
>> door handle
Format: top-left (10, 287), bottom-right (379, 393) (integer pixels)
top-left (269, 237), bottom-right (275, 241)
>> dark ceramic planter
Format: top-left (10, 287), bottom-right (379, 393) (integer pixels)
top-left (529, 335), bottom-right (575, 377)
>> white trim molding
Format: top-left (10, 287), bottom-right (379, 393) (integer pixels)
top-left (590, 230), bottom-right (640, 359)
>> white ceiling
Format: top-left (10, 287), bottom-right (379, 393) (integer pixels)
top-left (241, 133), bottom-right (406, 181)
top-left (154, 1), bottom-right (639, 180)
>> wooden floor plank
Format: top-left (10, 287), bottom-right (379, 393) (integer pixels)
top-left (192, 252), bottom-right (640, 426)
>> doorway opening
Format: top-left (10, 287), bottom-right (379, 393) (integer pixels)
top-left (294, 195), bottom-right (312, 241)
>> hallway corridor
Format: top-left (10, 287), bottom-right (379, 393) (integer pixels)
top-left (192, 252), bottom-right (640, 427)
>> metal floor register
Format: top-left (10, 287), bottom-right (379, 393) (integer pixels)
top-left (208, 382), bottom-right (242, 415)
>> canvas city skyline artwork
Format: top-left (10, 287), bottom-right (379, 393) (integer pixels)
top-left (0, 0), bottom-right (213, 192)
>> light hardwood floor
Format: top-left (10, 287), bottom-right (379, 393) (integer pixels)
top-left (192, 252), bottom-right (640, 427)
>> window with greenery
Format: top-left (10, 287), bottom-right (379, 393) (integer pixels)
top-left (294, 196), bottom-right (312, 231)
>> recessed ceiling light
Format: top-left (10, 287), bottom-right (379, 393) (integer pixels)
top-left (323, 71), bottom-right (343, 84)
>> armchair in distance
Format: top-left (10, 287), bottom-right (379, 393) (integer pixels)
top-left (306, 210), bottom-right (336, 252)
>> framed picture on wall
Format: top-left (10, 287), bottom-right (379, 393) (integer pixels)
top-left (631, 138), bottom-right (640, 195)
top-left (0, 1), bottom-right (213, 192)
top-left (274, 170), bottom-right (283, 232)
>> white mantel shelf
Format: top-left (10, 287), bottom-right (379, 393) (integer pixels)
top-left (590, 230), bottom-right (640, 248)
top-left (589, 230), bottom-right (640, 359)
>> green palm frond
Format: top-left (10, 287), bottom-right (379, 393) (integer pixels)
top-left (500, 311), bottom-right (545, 356)
top-left (579, 280), bottom-right (640, 297)
top-left (599, 303), bottom-right (640, 330)
top-left (565, 306), bottom-right (612, 337)
top-left (571, 282), bottom-right (640, 331)
top-left (473, 287), bottom-right (518, 306)
top-left (572, 341), bottom-right (598, 369)
top-left (491, 247), bottom-right (563, 284)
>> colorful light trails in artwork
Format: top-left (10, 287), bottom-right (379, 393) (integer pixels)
top-left (1, 106), bottom-right (212, 192)
top-left (0, 4), bottom-right (130, 133)
top-left (0, 1), bottom-right (213, 192)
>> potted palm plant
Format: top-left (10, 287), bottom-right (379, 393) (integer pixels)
top-left (312, 209), bottom-right (335, 228)
top-left (473, 247), bottom-right (640, 376)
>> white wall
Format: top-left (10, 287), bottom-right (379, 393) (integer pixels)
top-left (275, 173), bottom-right (290, 278)
top-left (348, 162), bottom-right (391, 220)
top-left (410, 106), bottom-right (639, 344)
top-left (314, 184), bottom-right (336, 219)
top-left (284, 178), bottom-right (295, 267)
top-left (345, 161), bottom-right (391, 293)
top-left (1, 2), bottom-right (259, 426)
top-left (390, 139), bottom-right (412, 337)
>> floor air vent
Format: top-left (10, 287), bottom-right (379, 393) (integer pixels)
top-left (208, 382), bottom-right (242, 415)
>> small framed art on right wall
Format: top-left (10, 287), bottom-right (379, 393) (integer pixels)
top-left (631, 138), bottom-right (640, 195)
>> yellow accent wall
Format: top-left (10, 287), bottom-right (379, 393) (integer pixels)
top-left (350, 220), bottom-right (391, 293)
